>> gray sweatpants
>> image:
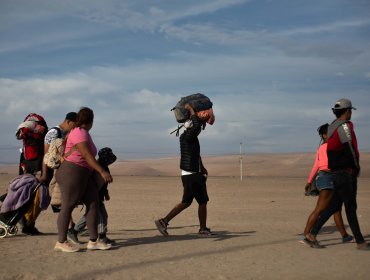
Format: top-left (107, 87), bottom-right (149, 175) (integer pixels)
top-left (75, 201), bottom-right (108, 235)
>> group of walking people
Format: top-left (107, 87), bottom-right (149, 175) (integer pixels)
top-left (303, 98), bottom-right (370, 250)
top-left (7, 97), bottom-right (369, 253)
top-left (11, 107), bottom-right (116, 252)
top-left (16, 102), bottom-right (213, 253)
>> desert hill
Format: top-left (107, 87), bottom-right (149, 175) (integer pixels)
top-left (1, 152), bottom-right (369, 178)
top-left (110, 152), bottom-right (370, 178)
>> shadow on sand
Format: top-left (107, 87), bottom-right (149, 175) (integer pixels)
top-left (69, 231), bottom-right (301, 280)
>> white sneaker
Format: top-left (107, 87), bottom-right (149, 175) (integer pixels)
top-left (54, 241), bottom-right (80, 253)
top-left (87, 240), bottom-right (112, 250)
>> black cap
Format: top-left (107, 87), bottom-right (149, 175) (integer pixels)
top-left (65, 112), bottom-right (77, 122)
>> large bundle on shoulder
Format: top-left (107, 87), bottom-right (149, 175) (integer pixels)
top-left (15, 113), bottom-right (48, 174)
top-left (16, 113), bottom-right (48, 160)
top-left (171, 93), bottom-right (215, 124)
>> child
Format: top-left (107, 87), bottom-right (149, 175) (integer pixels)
top-left (69, 147), bottom-right (117, 244)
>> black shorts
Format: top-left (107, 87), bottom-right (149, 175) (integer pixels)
top-left (181, 173), bottom-right (209, 204)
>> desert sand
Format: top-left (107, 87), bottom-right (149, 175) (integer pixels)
top-left (0, 153), bottom-right (369, 280)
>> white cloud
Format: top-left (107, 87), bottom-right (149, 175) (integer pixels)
top-left (276, 19), bottom-right (370, 36)
top-left (160, 23), bottom-right (263, 46)
top-left (163, 0), bottom-right (249, 22)
top-left (131, 89), bottom-right (176, 108)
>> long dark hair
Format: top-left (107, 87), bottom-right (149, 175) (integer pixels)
top-left (75, 107), bottom-right (94, 127)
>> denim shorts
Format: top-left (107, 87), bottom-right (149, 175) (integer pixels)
top-left (315, 171), bottom-right (334, 191)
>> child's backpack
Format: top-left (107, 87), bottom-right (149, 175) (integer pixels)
top-left (171, 93), bottom-right (213, 123)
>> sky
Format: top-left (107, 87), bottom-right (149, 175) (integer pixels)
top-left (0, 0), bottom-right (369, 164)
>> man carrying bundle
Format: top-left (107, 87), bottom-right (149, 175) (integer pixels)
top-left (155, 103), bottom-right (216, 237)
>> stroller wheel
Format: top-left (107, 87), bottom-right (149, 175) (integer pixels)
top-left (0, 224), bottom-right (7, 238)
top-left (7, 225), bottom-right (18, 236)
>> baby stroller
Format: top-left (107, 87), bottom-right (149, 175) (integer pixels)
top-left (0, 174), bottom-right (44, 238)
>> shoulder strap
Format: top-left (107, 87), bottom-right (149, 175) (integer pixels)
top-left (50, 127), bottom-right (62, 138)
top-left (339, 123), bottom-right (360, 170)
top-left (327, 119), bottom-right (345, 138)
top-left (170, 124), bottom-right (184, 137)
top-left (337, 122), bottom-right (351, 143)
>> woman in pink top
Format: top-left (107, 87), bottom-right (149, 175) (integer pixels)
top-left (302, 123), bottom-right (353, 248)
top-left (55, 107), bottom-right (113, 253)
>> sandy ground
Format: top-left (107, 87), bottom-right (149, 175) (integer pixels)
top-left (0, 153), bottom-right (370, 280)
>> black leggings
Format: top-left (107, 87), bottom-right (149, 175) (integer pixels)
top-left (310, 171), bottom-right (364, 244)
top-left (56, 160), bottom-right (99, 243)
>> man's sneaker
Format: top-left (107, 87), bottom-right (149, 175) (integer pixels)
top-left (357, 242), bottom-right (370, 250)
top-left (87, 240), bottom-right (112, 250)
top-left (198, 227), bottom-right (217, 237)
top-left (302, 238), bottom-right (325, 249)
top-left (54, 241), bottom-right (80, 253)
top-left (100, 237), bottom-right (116, 245)
top-left (67, 229), bottom-right (80, 244)
top-left (155, 219), bottom-right (169, 236)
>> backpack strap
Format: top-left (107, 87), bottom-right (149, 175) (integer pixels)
top-left (51, 127), bottom-right (62, 139)
top-left (170, 124), bottom-right (184, 137)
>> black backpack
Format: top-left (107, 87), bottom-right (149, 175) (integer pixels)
top-left (171, 93), bottom-right (213, 123)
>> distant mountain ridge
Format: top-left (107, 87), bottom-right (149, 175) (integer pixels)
top-left (109, 152), bottom-right (370, 178)
top-left (1, 153), bottom-right (369, 178)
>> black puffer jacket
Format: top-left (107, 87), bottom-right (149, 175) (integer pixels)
top-left (180, 115), bottom-right (202, 172)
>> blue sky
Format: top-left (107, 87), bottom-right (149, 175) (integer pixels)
top-left (1, 0), bottom-right (369, 164)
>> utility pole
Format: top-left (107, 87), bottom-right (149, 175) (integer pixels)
top-left (239, 142), bottom-right (243, 181)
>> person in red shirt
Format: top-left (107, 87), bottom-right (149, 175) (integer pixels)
top-left (302, 123), bottom-right (353, 248)
top-left (310, 98), bottom-right (369, 250)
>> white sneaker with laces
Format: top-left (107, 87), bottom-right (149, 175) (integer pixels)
top-left (87, 240), bottom-right (112, 250)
